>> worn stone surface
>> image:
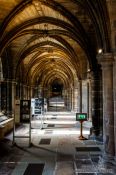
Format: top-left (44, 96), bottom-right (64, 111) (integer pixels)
top-left (0, 113), bottom-right (116, 175)
top-left (97, 53), bottom-right (115, 156)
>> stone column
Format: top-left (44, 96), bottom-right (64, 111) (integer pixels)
top-left (66, 87), bottom-right (71, 111)
top-left (113, 53), bottom-right (116, 157)
top-left (87, 81), bottom-right (90, 120)
top-left (11, 81), bottom-right (16, 115)
top-left (6, 80), bottom-right (16, 116)
top-left (70, 87), bottom-right (73, 111)
top-left (23, 85), bottom-right (26, 99)
top-left (0, 57), bottom-right (3, 111)
top-left (28, 86), bottom-right (30, 100)
top-left (0, 81), bottom-right (1, 111)
top-left (1, 81), bottom-right (7, 112)
top-left (20, 83), bottom-right (22, 99)
top-left (78, 79), bottom-right (82, 113)
top-left (31, 86), bottom-right (33, 98)
top-left (87, 71), bottom-right (92, 121)
top-left (66, 88), bottom-right (69, 111)
top-left (68, 87), bottom-right (72, 111)
top-left (20, 83), bottom-right (24, 100)
top-left (88, 80), bottom-right (92, 121)
top-left (26, 86), bottom-right (28, 99)
top-left (90, 71), bottom-right (101, 136)
top-left (74, 87), bottom-right (78, 112)
top-left (97, 53), bottom-right (114, 156)
top-left (6, 80), bottom-right (11, 115)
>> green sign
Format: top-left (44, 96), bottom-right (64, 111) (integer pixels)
top-left (76, 113), bottom-right (87, 121)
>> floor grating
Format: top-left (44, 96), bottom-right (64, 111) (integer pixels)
top-left (23, 163), bottom-right (44, 175)
top-left (39, 138), bottom-right (51, 145)
top-left (47, 124), bottom-right (55, 127)
top-left (51, 117), bottom-right (57, 119)
top-left (76, 147), bottom-right (101, 152)
top-left (57, 154), bottom-right (73, 161)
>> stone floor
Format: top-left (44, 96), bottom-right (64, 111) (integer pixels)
top-left (0, 112), bottom-right (116, 175)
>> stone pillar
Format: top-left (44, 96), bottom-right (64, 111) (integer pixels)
top-left (6, 80), bottom-right (16, 116)
top-left (29, 86), bottom-right (31, 99)
top-left (30, 86), bottom-right (33, 98)
top-left (20, 83), bottom-right (23, 99)
top-left (20, 83), bottom-right (22, 99)
top-left (11, 81), bottom-right (16, 115)
top-left (0, 57), bottom-right (3, 111)
top-left (78, 79), bottom-right (82, 113)
top-left (82, 81), bottom-right (88, 113)
top-left (68, 87), bottom-right (72, 111)
top-left (74, 87), bottom-right (78, 112)
top-left (113, 53), bottom-right (116, 157)
top-left (88, 80), bottom-right (92, 121)
top-left (26, 86), bottom-right (28, 99)
top-left (1, 81), bottom-right (7, 112)
top-left (0, 81), bottom-right (1, 111)
top-left (28, 86), bottom-right (30, 100)
top-left (90, 71), bottom-right (101, 136)
top-left (71, 87), bottom-right (73, 111)
top-left (31, 86), bottom-right (33, 98)
top-left (27, 86), bottom-right (29, 99)
top-left (66, 88), bottom-right (69, 111)
top-left (97, 53), bottom-right (114, 156)
top-left (87, 81), bottom-right (90, 120)
top-left (87, 70), bottom-right (92, 121)
top-left (6, 80), bottom-right (11, 115)
top-left (23, 85), bottom-right (27, 99)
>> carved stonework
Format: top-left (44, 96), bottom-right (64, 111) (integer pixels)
top-left (97, 53), bottom-right (115, 156)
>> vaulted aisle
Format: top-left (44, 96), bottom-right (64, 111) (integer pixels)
top-left (0, 0), bottom-right (116, 174)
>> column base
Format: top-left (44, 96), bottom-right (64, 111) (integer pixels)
top-left (89, 135), bottom-right (103, 142)
top-left (89, 127), bottom-right (101, 139)
top-left (99, 153), bottom-right (116, 165)
top-left (97, 153), bottom-right (116, 174)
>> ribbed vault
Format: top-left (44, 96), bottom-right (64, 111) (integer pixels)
top-left (0, 0), bottom-right (111, 91)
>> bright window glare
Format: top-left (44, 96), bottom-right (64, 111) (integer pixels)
top-left (53, 130), bottom-right (90, 135)
top-left (98, 49), bottom-right (102, 53)
top-left (31, 129), bottom-right (90, 135)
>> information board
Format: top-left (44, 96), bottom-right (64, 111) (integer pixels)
top-left (76, 113), bottom-right (87, 121)
top-left (31, 98), bottom-right (43, 115)
top-left (20, 100), bottom-right (31, 122)
top-left (15, 100), bottom-right (20, 123)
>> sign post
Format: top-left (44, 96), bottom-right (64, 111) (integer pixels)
top-left (76, 113), bottom-right (88, 140)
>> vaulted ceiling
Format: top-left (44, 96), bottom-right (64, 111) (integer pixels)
top-left (0, 0), bottom-right (111, 87)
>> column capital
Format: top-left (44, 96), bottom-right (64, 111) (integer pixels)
top-left (97, 53), bottom-right (114, 67)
